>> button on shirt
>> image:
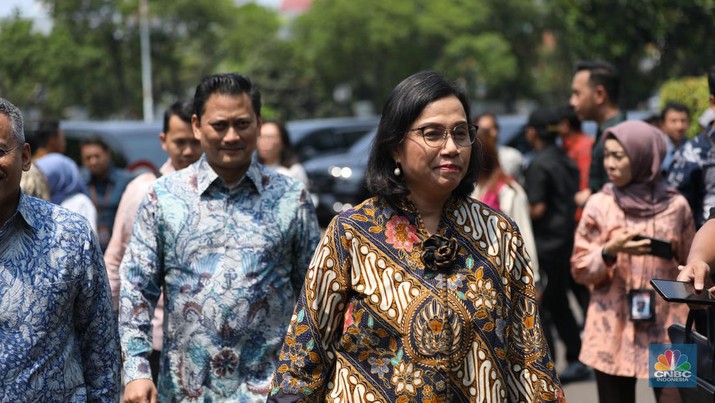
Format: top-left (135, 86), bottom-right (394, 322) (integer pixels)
top-left (119, 157), bottom-right (321, 401)
top-left (0, 193), bottom-right (120, 402)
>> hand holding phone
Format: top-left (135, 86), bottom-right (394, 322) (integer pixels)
top-left (633, 235), bottom-right (673, 259)
top-left (651, 278), bottom-right (715, 305)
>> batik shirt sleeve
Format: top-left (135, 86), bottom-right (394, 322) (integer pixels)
top-left (76, 224), bottom-right (122, 401)
top-left (667, 134), bottom-right (708, 225)
top-left (269, 215), bottom-right (350, 401)
top-left (289, 187), bottom-right (322, 294)
top-left (118, 187), bottom-right (164, 383)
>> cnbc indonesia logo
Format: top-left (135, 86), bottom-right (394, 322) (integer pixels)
top-left (653, 349), bottom-right (692, 381)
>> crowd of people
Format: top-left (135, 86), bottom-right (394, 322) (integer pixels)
top-left (0, 61), bottom-right (714, 403)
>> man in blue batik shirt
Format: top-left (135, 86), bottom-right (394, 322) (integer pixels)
top-left (119, 73), bottom-right (321, 402)
top-left (0, 97), bottom-right (120, 401)
top-left (668, 65), bottom-right (715, 228)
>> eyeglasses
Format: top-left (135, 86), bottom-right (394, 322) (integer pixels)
top-left (0, 144), bottom-right (21, 159)
top-left (407, 123), bottom-right (477, 148)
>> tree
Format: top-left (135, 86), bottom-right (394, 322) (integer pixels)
top-left (289, 0), bottom-right (539, 117)
top-left (546, 0), bottom-right (715, 109)
top-left (0, 16), bottom-right (49, 114)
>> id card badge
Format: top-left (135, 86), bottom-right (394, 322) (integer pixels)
top-left (629, 289), bottom-right (655, 322)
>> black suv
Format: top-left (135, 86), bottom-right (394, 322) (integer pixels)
top-left (286, 116), bottom-right (379, 162)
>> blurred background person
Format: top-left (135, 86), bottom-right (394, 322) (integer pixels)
top-left (35, 152), bottom-right (97, 233)
top-left (556, 104), bottom-right (593, 316)
top-left (658, 101), bottom-right (690, 174)
top-left (570, 61), bottom-right (626, 203)
top-left (20, 163), bottom-right (50, 200)
top-left (668, 66), bottom-right (715, 228)
top-left (475, 111), bottom-right (524, 182)
top-left (21, 119), bottom-right (63, 202)
top-left (103, 99), bottom-right (201, 384)
top-left (524, 108), bottom-right (587, 383)
top-left (30, 119), bottom-right (66, 160)
top-left (572, 120), bottom-right (694, 403)
top-left (471, 127), bottom-right (540, 284)
top-left (80, 135), bottom-right (133, 250)
top-left (270, 71), bottom-right (563, 402)
top-left (257, 119), bottom-right (309, 189)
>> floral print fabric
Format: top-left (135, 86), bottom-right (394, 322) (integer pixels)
top-left (0, 193), bottom-right (120, 401)
top-left (571, 191), bottom-right (695, 377)
top-left (269, 196), bottom-right (563, 402)
top-left (118, 157), bottom-right (321, 401)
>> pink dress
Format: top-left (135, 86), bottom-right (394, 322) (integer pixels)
top-left (571, 191), bottom-right (695, 377)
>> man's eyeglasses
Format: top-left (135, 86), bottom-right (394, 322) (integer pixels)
top-left (0, 144), bottom-right (21, 159)
top-left (407, 124), bottom-right (477, 148)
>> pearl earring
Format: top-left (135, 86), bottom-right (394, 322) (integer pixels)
top-left (394, 166), bottom-right (401, 176)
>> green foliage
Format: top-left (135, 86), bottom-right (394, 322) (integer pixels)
top-left (2, 1), bottom-right (715, 120)
top-left (547, 0), bottom-right (715, 109)
top-left (659, 76), bottom-right (710, 139)
top-left (0, 18), bottom-right (47, 113)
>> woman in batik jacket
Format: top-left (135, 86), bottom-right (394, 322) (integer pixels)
top-left (269, 71), bottom-right (564, 402)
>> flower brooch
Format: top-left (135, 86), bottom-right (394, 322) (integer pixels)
top-left (420, 234), bottom-right (459, 273)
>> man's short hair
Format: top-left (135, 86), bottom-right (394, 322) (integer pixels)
top-left (528, 108), bottom-right (560, 143)
top-left (708, 64), bottom-right (715, 97)
top-left (556, 104), bottom-right (582, 131)
top-left (192, 73), bottom-right (261, 124)
top-left (576, 60), bottom-right (621, 105)
top-left (80, 135), bottom-right (110, 152)
top-left (163, 100), bottom-right (193, 133)
top-left (34, 120), bottom-right (61, 149)
top-left (660, 101), bottom-right (691, 120)
top-left (0, 98), bottom-right (25, 144)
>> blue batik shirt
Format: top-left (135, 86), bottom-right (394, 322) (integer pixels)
top-left (667, 125), bottom-right (715, 227)
top-left (119, 156), bottom-right (321, 401)
top-left (0, 192), bottom-right (120, 402)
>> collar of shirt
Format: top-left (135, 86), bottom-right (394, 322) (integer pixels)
top-left (0, 192), bottom-right (37, 237)
top-left (599, 112), bottom-right (628, 133)
top-left (159, 159), bottom-right (175, 176)
top-left (195, 155), bottom-right (265, 196)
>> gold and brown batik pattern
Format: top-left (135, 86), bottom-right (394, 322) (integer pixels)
top-left (269, 196), bottom-right (564, 402)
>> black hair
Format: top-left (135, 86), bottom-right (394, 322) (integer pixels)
top-left (80, 135), bottom-right (110, 151)
top-left (192, 73), bottom-right (261, 124)
top-left (556, 104), bottom-right (582, 132)
top-left (528, 108), bottom-right (560, 144)
top-left (576, 60), bottom-right (621, 105)
top-left (163, 100), bottom-right (193, 133)
top-left (660, 101), bottom-right (691, 120)
top-left (34, 120), bottom-right (60, 149)
top-left (365, 71), bottom-right (478, 205)
top-left (708, 65), bottom-right (715, 97)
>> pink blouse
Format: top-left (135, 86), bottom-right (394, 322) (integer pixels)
top-left (571, 191), bottom-right (695, 378)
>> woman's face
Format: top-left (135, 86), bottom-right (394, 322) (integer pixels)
top-left (257, 122), bottom-right (283, 165)
top-left (604, 138), bottom-right (633, 188)
top-left (393, 95), bottom-right (471, 202)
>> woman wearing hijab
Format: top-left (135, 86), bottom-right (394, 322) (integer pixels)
top-left (571, 120), bottom-right (695, 403)
top-left (35, 153), bottom-right (98, 233)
